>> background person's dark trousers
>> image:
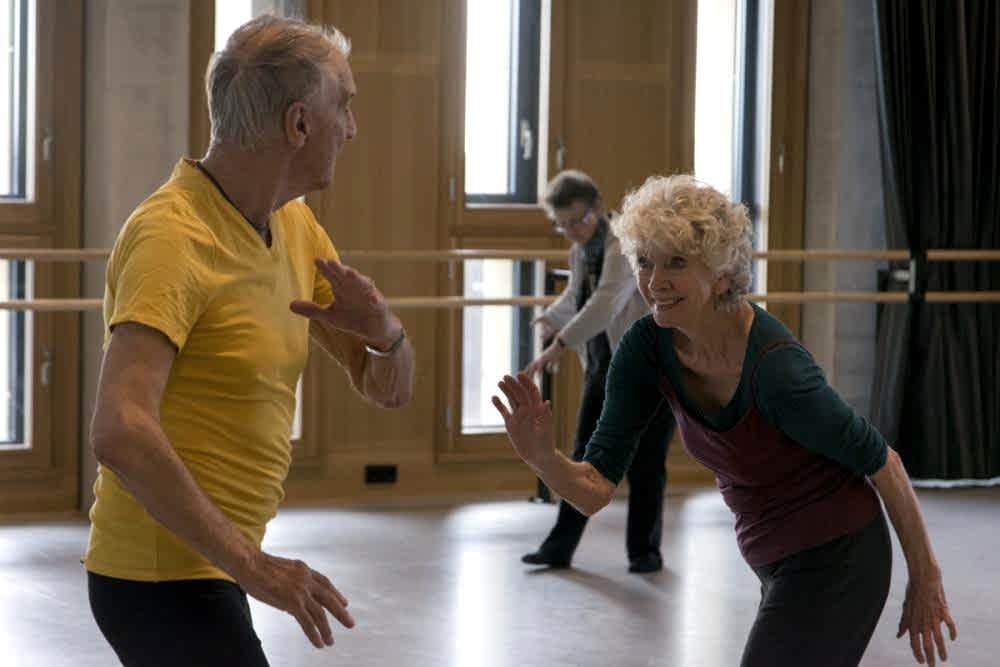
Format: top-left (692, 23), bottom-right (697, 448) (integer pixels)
top-left (530, 368), bottom-right (674, 566)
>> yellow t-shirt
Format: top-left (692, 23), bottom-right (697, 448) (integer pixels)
top-left (84, 159), bottom-right (361, 582)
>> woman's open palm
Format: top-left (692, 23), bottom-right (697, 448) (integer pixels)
top-left (492, 373), bottom-right (556, 466)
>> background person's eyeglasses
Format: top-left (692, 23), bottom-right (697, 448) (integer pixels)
top-left (550, 209), bottom-right (592, 232)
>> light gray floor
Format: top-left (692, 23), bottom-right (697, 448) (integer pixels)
top-left (0, 487), bottom-right (997, 666)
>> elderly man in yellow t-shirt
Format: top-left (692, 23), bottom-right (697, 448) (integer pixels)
top-left (83, 15), bottom-right (414, 666)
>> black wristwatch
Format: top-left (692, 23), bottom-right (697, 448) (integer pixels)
top-left (364, 327), bottom-right (407, 358)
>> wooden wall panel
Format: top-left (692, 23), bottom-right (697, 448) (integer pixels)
top-left (557, 0), bottom-right (695, 212)
top-left (765, 0), bottom-right (810, 336)
top-left (188, 1), bottom-right (214, 157)
top-left (575, 1), bottom-right (668, 64)
top-left (571, 79), bottom-right (670, 203)
top-left (293, 0), bottom-right (444, 481)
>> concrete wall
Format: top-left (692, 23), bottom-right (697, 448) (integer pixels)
top-left (801, 0), bottom-right (887, 417)
top-left (80, 0), bottom-right (191, 508)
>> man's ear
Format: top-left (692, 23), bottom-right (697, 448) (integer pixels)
top-left (285, 101), bottom-right (308, 148)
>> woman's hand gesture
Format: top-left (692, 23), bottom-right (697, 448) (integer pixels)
top-left (492, 373), bottom-right (556, 467)
top-left (898, 575), bottom-right (958, 666)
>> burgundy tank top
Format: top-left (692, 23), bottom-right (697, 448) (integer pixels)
top-left (659, 339), bottom-right (880, 566)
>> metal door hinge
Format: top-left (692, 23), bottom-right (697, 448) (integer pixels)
top-left (40, 345), bottom-right (52, 387)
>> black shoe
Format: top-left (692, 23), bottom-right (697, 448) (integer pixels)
top-left (628, 554), bottom-right (663, 573)
top-left (521, 550), bottom-right (572, 568)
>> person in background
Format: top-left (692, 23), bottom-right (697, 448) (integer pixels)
top-left (520, 170), bottom-right (675, 573)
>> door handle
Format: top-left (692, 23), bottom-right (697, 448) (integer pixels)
top-left (520, 120), bottom-right (534, 160)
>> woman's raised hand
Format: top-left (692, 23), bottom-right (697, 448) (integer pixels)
top-left (492, 373), bottom-right (556, 467)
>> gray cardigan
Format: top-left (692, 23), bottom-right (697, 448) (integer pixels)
top-left (543, 230), bottom-right (650, 372)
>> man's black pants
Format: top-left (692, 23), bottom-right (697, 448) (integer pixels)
top-left (89, 571), bottom-right (270, 667)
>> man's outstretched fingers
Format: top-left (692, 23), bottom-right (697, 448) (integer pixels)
top-left (315, 258), bottom-right (346, 285)
top-left (313, 571), bottom-right (349, 608)
top-left (922, 629), bottom-right (936, 667)
top-left (293, 607), bottom-right (324, 649)
top-left (307, 597), bottom-right (334, 646)
top-left (316, 587), bottom-right (355, 629)
top-left (910, 629), bottom-right (925, 664)
top-left (932, 623), bottom-right (947, 662)
top-left (290, 300), bottom-right (325, 319)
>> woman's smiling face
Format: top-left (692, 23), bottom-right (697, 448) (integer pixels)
top-left (635, 244), bottom-right (728, 329)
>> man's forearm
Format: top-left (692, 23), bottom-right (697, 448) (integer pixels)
top-left (95, 411), bottom-right (257, 580)
top-left (362, 336), bottom-right (415, 408)
top-left (870, 447), bottom-right (941, 579)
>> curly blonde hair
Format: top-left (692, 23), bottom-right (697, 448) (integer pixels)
top-left (611, 174), bottom-right (753, 310)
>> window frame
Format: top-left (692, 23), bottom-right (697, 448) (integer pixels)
top-left (1, 259), bottom-right (28, 446)
top-left (464, 0), bottom-right (543, 206)
top-left (0, 1), bottom-right (82, 514)
top-left (2, 0), bottom-right (30, 200)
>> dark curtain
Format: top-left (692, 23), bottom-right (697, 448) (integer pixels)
top-left (872, 0), bottom-right (1000, 480)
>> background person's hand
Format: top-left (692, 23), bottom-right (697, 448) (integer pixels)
top-left (897, 575), bottom-right (957, 666)
top-left (492, 373), bottom-right (556, 468)
top-left (523, 340), bottom-right (562, 378)
top-left (237, 550), bottom-right (355, 649)
top-left (530, 315), bottom-right (557, 339)
top-left (291, 258), bottom-right (400, 349)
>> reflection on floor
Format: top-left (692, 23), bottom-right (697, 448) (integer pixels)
top-left (0, 487), bottom-right (996, 666)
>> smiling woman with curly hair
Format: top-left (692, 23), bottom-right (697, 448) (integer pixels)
top-left (613, 174), bottom-right (753, 310)
top-left (494, 174), bottom-right (957, 667)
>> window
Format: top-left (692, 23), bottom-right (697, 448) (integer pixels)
top-left (1, 0), bottom-right (32, 200)
top-left (461, 260), bottom-right (538, 433)
top-left (214, 0), bottom-right (254, 52)
top-left (0, 0), bottom-right (33, 449)
top-left (0, 260), bottom-right (30, 448)
top-left (694, 0), bottom-right (737, 197)
top-left (464, 0), bottom-right (542, 204)
top-left (695, 0), bottom-right (773, 292)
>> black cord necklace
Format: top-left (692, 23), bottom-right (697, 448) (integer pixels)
top-left (195, 161), bottom-right (272, 247)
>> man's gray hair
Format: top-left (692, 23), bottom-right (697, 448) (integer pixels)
top-left (207, 14), bottom-right (351, 150)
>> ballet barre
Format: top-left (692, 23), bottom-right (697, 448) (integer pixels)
top-left (1, 246), bottom-right (997, 311)
top-left (3, 291), bottom-right (1000, 312)
top-left (3, 248), bottom-right (1000, 263)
